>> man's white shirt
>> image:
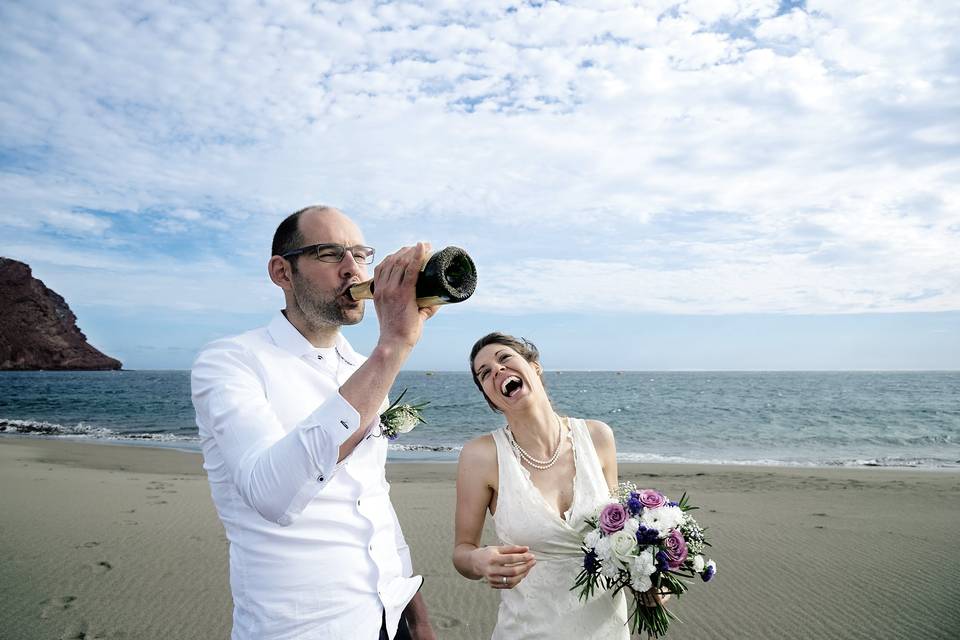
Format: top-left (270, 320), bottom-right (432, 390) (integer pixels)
top-left (192, 312), bottom-right (421, 640)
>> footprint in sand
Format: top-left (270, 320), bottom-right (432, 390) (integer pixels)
top-left (431, 614), bottom-right (463, 630)
top-left (60, 619), bottom-right (113, 640)
top-left (92, 561), bottom-right (112, 574)
top-left (59, 619), bottom-right (88, 639)
top-left (75, 541), bottom-right (101, 549)
top-left (40, 595), bottom-right (76, 619)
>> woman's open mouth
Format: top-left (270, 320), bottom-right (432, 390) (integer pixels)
top-left (500, 376), bottom-right (523, 398)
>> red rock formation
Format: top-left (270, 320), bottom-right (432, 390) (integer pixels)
top-left (0, 257), bottom-right (122, 370)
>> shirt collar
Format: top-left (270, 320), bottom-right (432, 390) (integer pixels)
top-left (267, 311), bottom-right (360, 366)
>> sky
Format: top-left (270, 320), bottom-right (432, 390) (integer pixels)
top-left (1, 0), bottom-right (958, 371)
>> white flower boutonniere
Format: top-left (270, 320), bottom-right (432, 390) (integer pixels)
top-left (378, 388), bottom-right (429, 440)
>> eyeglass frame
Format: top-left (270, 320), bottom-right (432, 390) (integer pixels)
top-left (280, 243), bottom-right (376, 265)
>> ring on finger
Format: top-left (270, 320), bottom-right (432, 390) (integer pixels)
top-left (501, 576), bottom-right (507, 585)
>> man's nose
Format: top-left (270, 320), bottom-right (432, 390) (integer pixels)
top-left (338, 251), bottom-right (363, 274)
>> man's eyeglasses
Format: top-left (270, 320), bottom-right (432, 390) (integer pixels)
top-left (281, 243), bottom-right (376, 265)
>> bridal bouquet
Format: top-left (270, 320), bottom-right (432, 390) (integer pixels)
top-left (378, 388), bottom-right (429, 440)
top-left (572, 482), bottom-right (716, 637)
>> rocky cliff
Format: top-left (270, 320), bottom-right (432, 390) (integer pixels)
top-left (0, 258), bottom-right (122, 370)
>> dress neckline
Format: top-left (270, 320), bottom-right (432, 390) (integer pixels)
top-left (504, 418), bottom-right (580, 526)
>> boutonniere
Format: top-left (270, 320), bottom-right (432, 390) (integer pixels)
top-left (378, 388), bottom-right (429, 440)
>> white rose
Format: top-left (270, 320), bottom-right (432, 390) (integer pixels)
top-left (584, 529), bottom-right (602, 550)
top-left (692, 555), bottom-right (705, 573)
top-left (609, 530), bottom-right (637, 567)
top-left (621, 517), bottom-right (639, 539)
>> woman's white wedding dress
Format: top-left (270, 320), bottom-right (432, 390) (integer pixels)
top-left (490, 418), bottom-right (629, 639)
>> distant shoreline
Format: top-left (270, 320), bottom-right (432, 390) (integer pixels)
top-left (1, 432), bottom-right (957, 472)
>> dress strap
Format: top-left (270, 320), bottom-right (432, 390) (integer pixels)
top-left (567, 418), bottom-right (609, 499)
top-left (491, 428), bottom-right (522, 486)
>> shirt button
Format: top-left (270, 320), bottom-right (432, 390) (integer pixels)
top-left (317, 474), bottom-right (324, 482)
top-left (357, 499), bottom-right (361, 507)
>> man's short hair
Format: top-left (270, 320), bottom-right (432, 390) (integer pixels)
top-left (272, 205), bottom-right (336, 269)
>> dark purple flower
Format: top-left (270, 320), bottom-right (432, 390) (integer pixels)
top-left (668, 501), bottom-right (679, 507)
top-left (636, 525), bottom-right (660, 545)
top-left (663, 529), bottom-right (688, 570)
top-left (701, 561), bottom-right (716, 582)
top-left (584, 550), bottom-right (599, 575)
top-left (656, 550), bottom-right (671, 572)
top-left (638, 489), bottom-right (668, 509)
top-left (626, 493), bottom-right (643, 515)
top-left (599, 503), bottom-right (628, 534)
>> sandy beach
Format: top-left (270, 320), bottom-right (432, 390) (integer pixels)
top-left (1, 438), bottom-right (958, 640)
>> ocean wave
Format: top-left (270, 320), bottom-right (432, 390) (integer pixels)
top-left (616, 450), bottom-right (959, 469)
top-left (4, 417), bottom-right (956, 469)
top-left (822, 456), bottom-right (960, 469)
top-left (0, 418), bottom-right (199, 444)
top-left (388, 443), bottom-right (461, 453)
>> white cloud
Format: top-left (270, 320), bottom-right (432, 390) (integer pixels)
top-left (0, 0), bottom-right (957, 318)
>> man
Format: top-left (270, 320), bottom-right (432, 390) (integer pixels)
top-left (192, 205), bottom-right (436, 639)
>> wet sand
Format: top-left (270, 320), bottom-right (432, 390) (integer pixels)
top-left (1, 438), bottom-right (958, 639)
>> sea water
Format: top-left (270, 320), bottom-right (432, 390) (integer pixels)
top-left (1, 370), bottom-right (957, 468)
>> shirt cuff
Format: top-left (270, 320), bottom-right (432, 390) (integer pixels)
top-left (303, 391), bottom-right (361, 473)
top-left (277, 394), bottom-right (364, 525)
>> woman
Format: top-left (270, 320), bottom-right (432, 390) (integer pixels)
top-left (452, 332), bottom-right (630, 639)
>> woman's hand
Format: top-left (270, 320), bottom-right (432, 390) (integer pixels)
top-left (640, 585), bottom-right (672, 607)
top-left (471, 544), bottom-right (536, 589)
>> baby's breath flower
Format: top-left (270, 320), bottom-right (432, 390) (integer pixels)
top-left (378, 388), bottom-right (429, 440)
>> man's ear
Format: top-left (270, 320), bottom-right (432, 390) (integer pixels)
top-left (533, 362), bottom-right (543, 375)
top-left (268, 256), bottom-right (294, 291)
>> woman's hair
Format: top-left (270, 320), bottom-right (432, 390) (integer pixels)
top-left (469, 332), bottom-right (542, 413)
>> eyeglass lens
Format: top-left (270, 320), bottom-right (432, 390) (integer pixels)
top-left (314, 244), bottom-right (374, 264)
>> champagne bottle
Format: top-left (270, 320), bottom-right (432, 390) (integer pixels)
top-left (348, 246), bottom-right (477, 307)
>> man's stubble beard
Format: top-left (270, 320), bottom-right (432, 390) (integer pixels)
top-left (290, 275), bottom-right (364, 331)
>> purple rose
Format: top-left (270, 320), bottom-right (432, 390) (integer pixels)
top-left (638, 489), bottom-right (667, 509)
top-left (599, 503), bottom-right (628, 534)
top-left (663, 529), bottom-right (688, 570)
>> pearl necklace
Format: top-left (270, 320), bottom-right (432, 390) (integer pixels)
top-left (507, 415), bottom-right (565, 471)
